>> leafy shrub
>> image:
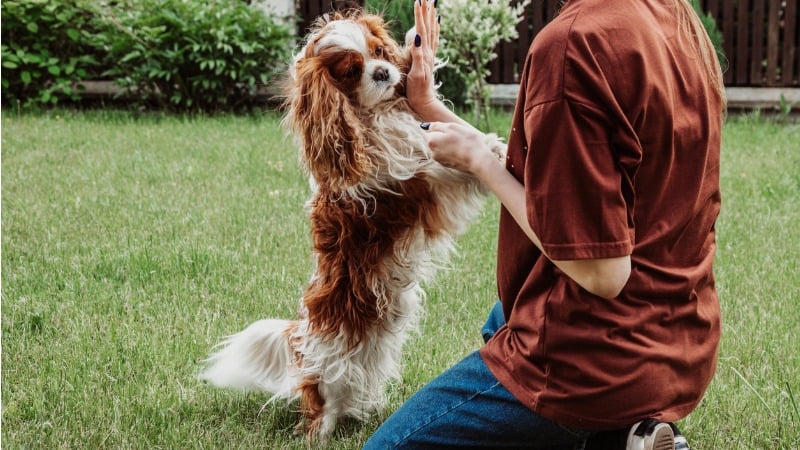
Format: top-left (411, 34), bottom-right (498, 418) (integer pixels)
top-left (98, 0), bottom-right (294, 112)
top-left (1, 0), bottom-right (104, 107)
top-left (1, 0), bottom-right (295, 112)
top-left (438, 0), bottom-right (529, 126)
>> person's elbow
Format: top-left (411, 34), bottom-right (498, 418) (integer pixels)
top-left (554, 255), bottom-right (631, 300)
top-left (587, 255), bottom-right (631, 299)
top-left (586, 267), bottom-right (630, 299)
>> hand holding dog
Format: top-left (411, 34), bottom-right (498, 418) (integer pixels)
top-left (421, 121), bottom-right (501, 178)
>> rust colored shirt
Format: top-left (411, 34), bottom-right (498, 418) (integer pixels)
top-left (481, 0), bottom-right (722, 430)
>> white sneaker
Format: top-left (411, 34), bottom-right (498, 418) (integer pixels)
top-left (626, 419), bottom-right (675, 450)
top-left (670, 423), bottom-right (691, 450)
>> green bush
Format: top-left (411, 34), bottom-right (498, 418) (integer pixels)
top-left (1, 0), bottom-right (104, 107)
top-left (1, 0), bottom-right (295, 112)
top-left (98, 0), bottom-right (294, 112)
top-left (438, 0), bottom-right (529, 126)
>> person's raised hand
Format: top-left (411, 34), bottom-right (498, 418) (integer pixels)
top-left (407, 0), bottom-right (441, 119)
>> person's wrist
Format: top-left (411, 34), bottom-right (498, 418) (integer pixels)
top-left (410, 97), bottom-right (446, 121)
top-left (469, 145), bottom-right (502, 179)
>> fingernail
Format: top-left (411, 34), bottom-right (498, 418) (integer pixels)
top-left (437, 15), bottom-right (441, 24)
top-left (414, 34), bottom-right (421, 47)
top-left (420, 122), bottom-right (431, 130)
top-left (434, 0), bottom-right (438, 6)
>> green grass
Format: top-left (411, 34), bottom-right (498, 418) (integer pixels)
top-left (687, 113), bottom-right (800, 449)
top-left (2, 109), bottom-right (798, 449)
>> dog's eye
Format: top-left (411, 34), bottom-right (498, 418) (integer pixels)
top-left (345, 65), bottom-right (362, 79)
top-left (375, 46), bottom-right (383, 57)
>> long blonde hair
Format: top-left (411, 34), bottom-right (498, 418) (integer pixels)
top-left (673, 0), bottom-right (727, 109)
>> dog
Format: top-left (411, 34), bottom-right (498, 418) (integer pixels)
top-left (199, 9), bottom-right (506, 441)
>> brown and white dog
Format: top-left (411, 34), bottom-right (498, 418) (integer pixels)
top-left (199, 9), bottom-right (505, 441)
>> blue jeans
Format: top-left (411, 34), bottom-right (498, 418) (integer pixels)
top-left (363, 301), bottom-right (594, 449)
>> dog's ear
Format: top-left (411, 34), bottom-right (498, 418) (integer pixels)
top-left (286, 55), bottom-right (371, 192)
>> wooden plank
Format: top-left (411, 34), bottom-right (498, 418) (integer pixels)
top-left (298, 0), bottom-right (364, 38)
top-left (501, 11), bottom-right (519, 84)
top-left (297, 0), bottom-right (313, 37)
top-left (704, 0), bottom-right (720, 19)
top-left (796, 0), bottom-right (800, 85)
top-left (750, 0), bottom-right (765, 85)
top-left (488, 84), bottom-right (800, 110)
top-left (766, 0), bottom-right (781, 85)
top-left (503, 39), bottom-right (518, 84)
top-left (724, 86), bottom-right (800, 109)
top-left (784, 0), bottom-right (799, 85)
top-left (721, 0), bottom-right (736, 84)
top-left (735, 0), bottom-right (751, 84)
top-left (546, 0), bottom-right (561, 23)
top-left (516, 3), bottom-right (533, 83)
top-left (489, 46), bottom-right (502, 84)
top-left (531, 0), bottom-right (546, 32)
top-left (489, 84), bottom-right (520, 107)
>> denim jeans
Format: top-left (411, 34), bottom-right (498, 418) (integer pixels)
top-left (362, 301), bottom-right (594, 449)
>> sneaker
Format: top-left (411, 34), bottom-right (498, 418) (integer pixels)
top-left (670, 423), bottom-right (691, 450)
top-left (626, 418), bottom-right (675, 450)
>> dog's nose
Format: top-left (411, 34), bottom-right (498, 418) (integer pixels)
top-left (373, 67), bottom-right (390, 82)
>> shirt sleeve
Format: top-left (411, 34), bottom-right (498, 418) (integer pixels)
top-left (524, 98), bottom-right (633, 261)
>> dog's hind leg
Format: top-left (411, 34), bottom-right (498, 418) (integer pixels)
top-left (296, 379), bottom-right (339, 442)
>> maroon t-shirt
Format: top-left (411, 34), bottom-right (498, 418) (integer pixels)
top-left (481, 0), bottom-right (722, 429)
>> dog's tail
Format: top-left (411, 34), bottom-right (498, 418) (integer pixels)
top-left (199, 319), bottom-right (300, 400)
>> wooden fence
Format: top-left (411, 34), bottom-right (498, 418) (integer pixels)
top-left (704, 0), bottom-right (798, 87)
top-left (297, 0), bottom-right (362, 37)
top-left (295, 0), bottom-right (800, 88)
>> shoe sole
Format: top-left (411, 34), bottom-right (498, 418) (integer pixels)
top-left (627, 420), bottom-right (675, 450)
top-left (651, 425), bottom-right (674, 450)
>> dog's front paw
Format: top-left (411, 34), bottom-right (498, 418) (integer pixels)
top-left (295, 413), bottom-right (336, 444)
top-left (485, 133), bottom-right (508, 161)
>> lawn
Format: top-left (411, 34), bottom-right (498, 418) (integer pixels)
top-left (2, 109), bottom-right (798, 449)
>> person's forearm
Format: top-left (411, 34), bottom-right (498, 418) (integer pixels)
top-left (472, 152), bottom-right (631, 299)
top-left (472, 152), bottom-right (544, 250)
top-left (414, 99), bottom-right (472, 127)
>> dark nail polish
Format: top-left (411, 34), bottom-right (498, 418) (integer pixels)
top-left (434, 0), bottom-right (439, 7)
top-left (414, 34), bottom-right (421, 47)
top-left (420, 122), bottom-right (431, 130)
top-left (437, 15), bottom-right (441, 24)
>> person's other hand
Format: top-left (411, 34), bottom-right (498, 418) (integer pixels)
top-left (422, 122), bottom-right (498, 175)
